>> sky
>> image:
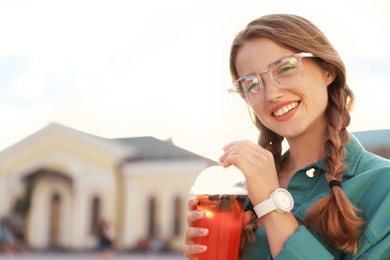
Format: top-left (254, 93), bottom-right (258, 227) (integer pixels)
top-left (0, 0), bottom-right (389, 161)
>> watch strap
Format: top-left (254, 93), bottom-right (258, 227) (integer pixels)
top-left (253, 197), bottom-right (277, 219)
top-left (253, 188), bottom-right (293, 218)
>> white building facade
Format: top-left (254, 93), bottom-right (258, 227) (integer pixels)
top-left (0, 123), bottom-right (217, 251)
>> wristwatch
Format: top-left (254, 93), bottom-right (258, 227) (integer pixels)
top-left (253, 188), bottom-right (294, 218)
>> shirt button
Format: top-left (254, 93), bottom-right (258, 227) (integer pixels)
top-left (305, 168), bottom-right (317, 178)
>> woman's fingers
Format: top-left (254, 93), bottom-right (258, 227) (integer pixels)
top-left (187, 209), bottom-right (206, 226)
top-left (185, 210), bottom-right (208, 243)
top-left (220, 140), bottom-right (267, 168)
top-left (184, 227), bottom-right (209, 243)
top-left (188, 197), bottom-right (198, 211)
top-left (184, 202), bottom-right (208, 260)
top-left (184, 197), bottom-right (208, 259)
top-left (183, 243), bottom-right (207, 260)
top-left (220, 140), bottom-right (252, 164)
top-left (187, 197), bottom-right (205, 226)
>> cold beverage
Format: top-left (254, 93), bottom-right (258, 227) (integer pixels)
top-left (190, 166), bottom-right (247, 259)
top-left (194, 194), bottom-right (247, 260)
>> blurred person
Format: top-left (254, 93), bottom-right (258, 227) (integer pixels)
top-left (9, 213), bottom-right (28, 254)
top-left (183, 14), bottom-right (390, 259)
top-left (0, 218), bottom-right (7, 252)
top-left (0, 217), bottom-right (16, 254)
top-left (95, 219), bottom-right (115, 260)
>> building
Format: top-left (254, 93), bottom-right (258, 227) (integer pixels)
top-left (0, 123), bottom-right (218, 252)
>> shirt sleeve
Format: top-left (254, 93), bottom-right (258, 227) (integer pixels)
top-left (274, 226), bottom-right (334, 260)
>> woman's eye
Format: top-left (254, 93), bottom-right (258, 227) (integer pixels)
top-left (246, 78), bottom-right (260, 93)
top-left (278, 65), bottom-right (296, 75)
top-left (275, 58), bottom-right (299, 76)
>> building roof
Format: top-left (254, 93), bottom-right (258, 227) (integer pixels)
top-left (115, 136), bottom-right (215, 162)
top-left (0, 123), bottom-right (216, 164)
top-left (353, 129), bottom-right (390, 149)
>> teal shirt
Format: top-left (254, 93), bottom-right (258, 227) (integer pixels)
top-left (243, 135), bottom-right (390, 259)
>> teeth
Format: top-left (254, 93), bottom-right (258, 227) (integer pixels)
top-left (274, 102), bottom-right (299, 117)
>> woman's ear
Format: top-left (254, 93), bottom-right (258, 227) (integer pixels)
top-left (322, 62), bottom-right (336, 86)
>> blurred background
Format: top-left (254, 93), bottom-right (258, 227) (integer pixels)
top-left (0, 0), bottom-right (389, 259)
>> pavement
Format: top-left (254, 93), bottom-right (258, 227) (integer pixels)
top-left (0, 252), bottom-right (186, 260)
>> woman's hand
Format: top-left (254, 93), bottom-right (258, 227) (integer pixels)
top-left (183, 197), bottom-right (208, 259)
top-left (219, 140), bottom-right (280, 206)
top-left (183, 196), bottom-right (257, 259)
top-left (220, 140), bottom-right (300, 257)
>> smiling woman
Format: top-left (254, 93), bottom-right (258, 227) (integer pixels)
top-left (183, 13), bottom-right (390, 260)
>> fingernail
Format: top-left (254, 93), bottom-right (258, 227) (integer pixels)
top-left (199, 245), bottom-right (207, 252)
top-left (200, 228), bottom-right (208, 235)
top-left (196, 211), bottom-right (205, 217)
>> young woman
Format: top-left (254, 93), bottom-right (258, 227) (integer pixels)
top-left (183, 14), bottom-right (390, 259)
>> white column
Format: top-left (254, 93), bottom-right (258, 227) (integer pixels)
top-left (124, 180), bottom-right (138, 248)
top-left (70, 173), bottom-right (87, 249)
top-left (0, 175), bottom-right (10, 216)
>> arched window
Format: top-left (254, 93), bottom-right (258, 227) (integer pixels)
top-left (90, 197), bottom-right (101, 234)
top-left (148, 196), bottom-right (156, 237)
top-left (173, 196), bottom-right (182, 236)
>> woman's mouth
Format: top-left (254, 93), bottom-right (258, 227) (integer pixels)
top-left (273, 101), bottom-right (300, 117)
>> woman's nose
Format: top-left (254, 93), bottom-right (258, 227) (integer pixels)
top-left (263, 75), bottom-right (284, 102)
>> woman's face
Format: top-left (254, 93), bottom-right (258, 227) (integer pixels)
top-left (235, 38), bottom-right (335, 140)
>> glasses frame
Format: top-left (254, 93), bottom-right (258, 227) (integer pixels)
top-left (228, 52), bottom-right (314, 107)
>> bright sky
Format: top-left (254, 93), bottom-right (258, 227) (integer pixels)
top-left (1, 0), bottom-right (389, 161)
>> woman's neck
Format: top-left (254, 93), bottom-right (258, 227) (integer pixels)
top-left (281, 128), bottom-right (327, 177)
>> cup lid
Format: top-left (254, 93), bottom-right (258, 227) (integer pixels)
top-left (190, 165), bottom-right (247, 195)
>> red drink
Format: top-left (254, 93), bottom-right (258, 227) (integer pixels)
top-left (194, 194), bottom-right (247, 260)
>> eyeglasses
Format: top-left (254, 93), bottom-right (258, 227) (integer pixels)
top-left (228, 52), bottom-right (314, 107)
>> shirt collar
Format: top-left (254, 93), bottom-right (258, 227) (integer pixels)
top-left (342, 134), bottom-right (364, 177)
top-left (282, 133), bottom-right (364, 178)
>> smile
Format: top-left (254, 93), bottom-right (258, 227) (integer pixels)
top-left (273, 102), bottom-right (299, 117)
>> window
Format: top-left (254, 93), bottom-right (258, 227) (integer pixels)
top-left (148, 196), bottom-right (156, 237)
top-left (90, 197), bottom-right (101, 234)
top-left (173, 196), bottom-right (181, 236)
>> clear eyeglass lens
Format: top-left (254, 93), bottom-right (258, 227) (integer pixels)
top-left (270, 56), bottom-right (302, 87)
top-left (230, 56), bottom-right (303, 107)
top-left (239, 76), bottom-right (262, 106)
top-left (230, 77), bottom-right (260, 107)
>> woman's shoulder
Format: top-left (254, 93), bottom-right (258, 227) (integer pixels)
top-left (346, 148), bottom-right (390, 191)
top-left (355, 149), bottom-right (390, 176)
top-left (345, 134), bottom-right (390, 178)
top-left (348, 151), bottom-right (390, 256)
top-left (344, 148), bottom-right (390, 214)
top-left (343, 136), bottom-right (390, 205)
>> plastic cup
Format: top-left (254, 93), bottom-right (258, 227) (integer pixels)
top-left (190, 166), bottom-right (247, 260)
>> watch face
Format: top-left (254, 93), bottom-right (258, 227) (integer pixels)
top-left (275, 190), bottom-right (293, 210)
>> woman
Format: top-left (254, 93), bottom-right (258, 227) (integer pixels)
top-left (183, 14), bottom-right (390, 259)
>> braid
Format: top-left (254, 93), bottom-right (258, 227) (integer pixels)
top-left (304, 84), bottom-right (365, 254)
top-left (324, 83), bottom-right (349, 179)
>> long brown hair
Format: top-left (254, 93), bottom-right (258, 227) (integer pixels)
top-left (231, 14), bottom-right (364, 254)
